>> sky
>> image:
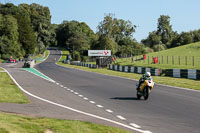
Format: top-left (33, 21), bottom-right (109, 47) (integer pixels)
top-left (1, 0), bottom-right (200, 42)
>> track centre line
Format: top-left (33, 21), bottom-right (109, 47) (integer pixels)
top-left (55, 63), bottom-right (200, 93)
top-left (3, 68), bottom-right (152, 133)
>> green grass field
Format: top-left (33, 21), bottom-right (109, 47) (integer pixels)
top-left (0, 112), bottom-right (131, 133)
top-left (0, 70), bottom-right (28, 103)
top-left (116, 42), bottom-right (200, 69)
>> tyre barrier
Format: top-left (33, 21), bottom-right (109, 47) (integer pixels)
top-left (70, 61), bottom-right (97, 68)
top-left (166, 69), bottom-right (200, 80)
top-left (109, 65), bottom-right (161, 76)
top-left (110, 65), bottom-right (200, 80)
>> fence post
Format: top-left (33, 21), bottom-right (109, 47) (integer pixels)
top-left (185, 56), bottom-right (187, 66)
top-left (193, 56), bottom-right (194, 66)
top-left (167, 56), bottom-right (168, 64)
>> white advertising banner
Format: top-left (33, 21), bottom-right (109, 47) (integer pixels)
top-left (88, 50), bottom-right (111, 56)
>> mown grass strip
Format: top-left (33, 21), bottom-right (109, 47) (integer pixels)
top-left (35, 50), bottom-right (49, 64)
top-left (57, 60), bottom-right (200, 90)
top-left (0, 71), bottom-right (29, 103)
top-left (115, 42), bottom-right (200, 69)
top-left (0, 112), bottom-right (132, 133)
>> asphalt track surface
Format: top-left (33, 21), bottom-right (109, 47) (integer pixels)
top-left (1, 50), bottom-right (200, 133)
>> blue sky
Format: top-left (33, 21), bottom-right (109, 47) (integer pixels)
top-left (3, 0), bottom-right (200, 42)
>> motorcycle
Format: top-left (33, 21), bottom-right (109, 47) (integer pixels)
top-left (136, 79), bottom-right (154, 100)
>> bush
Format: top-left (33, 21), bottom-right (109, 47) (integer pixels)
top-left (152, 44), bottom-right (166, 52)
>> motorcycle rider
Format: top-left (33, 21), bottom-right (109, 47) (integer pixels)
top-left (137, 72), bottom-right (152, 91)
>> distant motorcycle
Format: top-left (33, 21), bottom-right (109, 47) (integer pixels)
top-left (136, 79), bottom-right (154, 100)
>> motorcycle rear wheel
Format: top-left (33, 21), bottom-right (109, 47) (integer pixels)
top-left (137, 91), bottom-right (141, 100)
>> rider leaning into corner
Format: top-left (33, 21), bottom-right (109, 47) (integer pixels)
top-left (137, 72), bottom-right (153, 91)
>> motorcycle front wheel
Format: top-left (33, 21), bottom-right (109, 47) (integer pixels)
top-left (143, 87), bottom-right (149, 100)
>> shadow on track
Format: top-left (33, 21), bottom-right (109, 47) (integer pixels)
top-left (110, 97), bottom-right (139, 100)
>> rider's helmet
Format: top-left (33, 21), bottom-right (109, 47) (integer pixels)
top-left (145, 72), bottom-right (151, 77)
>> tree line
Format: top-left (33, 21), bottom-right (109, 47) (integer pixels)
top-left (142, 15), bottom-right (200, 52)
top-left (0, 3), bottom-right (199, 61)
top-left (0, 3), bottom-right (56, 59)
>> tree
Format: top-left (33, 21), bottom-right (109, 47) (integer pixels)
top-left (56, 20), bottom-right (95, 49)
top-left (67, 32), bottom-right (90, 60)
top-left (97, 13), bottom-right (136, 43)
top-left (157, 15), bottom-right (174, 47)
top-left (141, 31), bottom-right (161, 48)
top-left (192, 30), bottom-right (200, 42)
top-left (19, 3), bottom-right (52, 54)
top-left (97, 34), bottom-right (118, 54)
top-left (17, 13), bottom-right (36, 57)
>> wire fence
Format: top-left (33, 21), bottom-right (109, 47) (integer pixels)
top-left (116, 55), bottom-right (200, 68)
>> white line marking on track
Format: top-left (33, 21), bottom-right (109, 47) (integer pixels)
top-left (55, 63), bottom-right (200, 93)
top-left (74, 92), bottom-right (79, 95)
top-left (78, 95), bottom-right (83, 97)
top-left (143, 131), bottom-right (153, 133)
top-left (106, 109), bottom-right (113, 113)
top-left (97, 105), bottom-right (103, 108)
top-left (60, 85), bottom-right (64, 87)
top-left (130, 123), bottom-right (141, 128)
top-left (117, 115), bottom-right (126, 120)
top-left (70, 90), bottom-right (74, 92)
top-left (83, 97), bottom-right (88, 100)
top-left (56, 83), bottom-right (59, 85)
top-left (67, 89), bottom-right (70, 91)
top-left (89, 101), bottom-right (95, 104)
top-left (3, 66), bottom-right (152, 133)
top-left (64, 87), bottom-right (67, 89)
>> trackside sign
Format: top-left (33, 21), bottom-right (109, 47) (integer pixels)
top-left (88, 50), bottom-right (111, 56)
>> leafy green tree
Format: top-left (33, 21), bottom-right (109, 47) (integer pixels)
top-left (97, 13), bottom-right (136, 43)
top-left (56, 20), bottom-right (95, 60)
top-left (157, 15), bottom-right (174, 47)
top-left (178, 32), bottom-right (193, 45)
top-left (141, 31), bottom-right (161, 48)
top-left (192, 30), bottom-right (200, 42)
top-left (0, 13), bottom-right (24, 58)
top-left (19, 3), bottom-right (52, 54)
top-left (97, 34), bottom-right (118, 54)
top-left (17, 14), bottom-right (36, 57)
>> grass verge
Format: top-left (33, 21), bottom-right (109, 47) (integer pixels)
top-left (115, 42), bottom-right (200, 69)
top-left (0, 112), bottom-right (131, 133)
top-left (0, 59), bottom-right (4, 63)
top-left (57, 61), bottom-right (200, 90)
top-left (0, 70), bottom-right (29, 103)
top-left (35, 50), bottom-right (49, 64)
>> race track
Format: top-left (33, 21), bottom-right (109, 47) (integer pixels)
top-left (35, 50), bottom-right (200, 133)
